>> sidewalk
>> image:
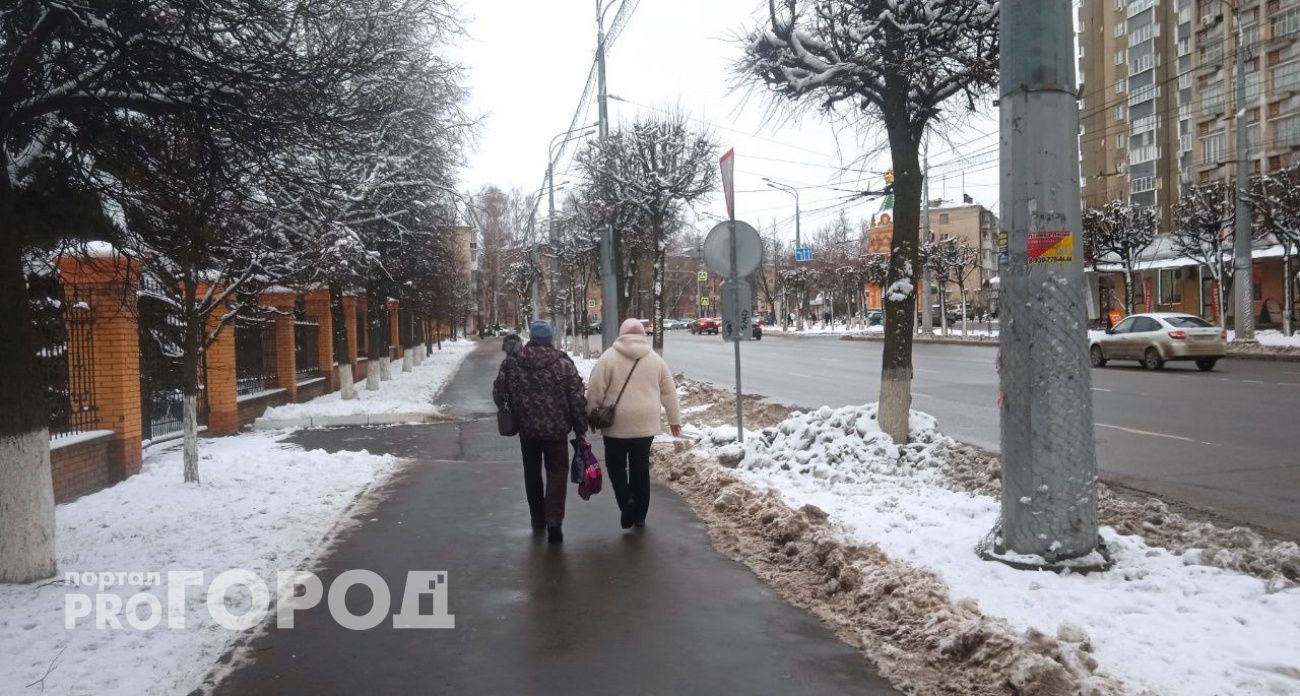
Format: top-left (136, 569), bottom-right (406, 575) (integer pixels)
top-left (212, 342), bottom-right (898, 695)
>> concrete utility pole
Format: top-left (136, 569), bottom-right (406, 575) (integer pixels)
top-left (597, 0), bottom-right (619, 350)
top-left (984, 0), bottom-right (1104, 569)
top-left (548, 125), bottom-right (596, 349)
top-left (765, 178), bottom-right (804, 330)
top-left (1229, 1), bottom-right (1256, 343)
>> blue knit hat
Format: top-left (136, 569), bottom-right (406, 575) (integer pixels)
top-left (529, 320), bottom-right (553, 345)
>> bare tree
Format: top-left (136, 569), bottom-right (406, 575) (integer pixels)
top-left (737, 0), bottom-right (999, 441)
top-left (1245, 166), bottom-right (1300, 336)
top-left (1082, 200), bottom-right (1157, 314)
top-left (577, 114), bottom-right (718, 353)
top-left (1171, 182), bottom-right (1238, 329)
top-left (924, 237), bottom-right (979, 335)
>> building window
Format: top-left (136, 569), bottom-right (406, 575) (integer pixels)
top-left (1116, 80), bottom-right (1126, 94)
top-left (1115, 49), bottom-right (1127, 65)
top-left (1115, 104), bottom-right (1127, 120)
top-left (1159, 269), bottom-right (1183, 304)
top-left (1275, 114), bottom-right (1300, 147)
top-left (1200, 83), bottom-right (1226, 113)
top-left (939, 213), bottom-right (950, 225)
top-left (1116, 134), bottom-right (1128, 149)
top-left (1203, 132), bottom-right (1226, 164)
top-left (1273, 61), bottom-right (1300, 94)
top-left (1115, 21), bottom-right (1127, 37)
top-left (1272, 8), bottom-right (1300, 39)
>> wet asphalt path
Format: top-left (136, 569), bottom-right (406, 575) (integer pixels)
top-left (664, 331), bottom-right (1300, 539)
top-left (213, 342), bottom-right (899, 696)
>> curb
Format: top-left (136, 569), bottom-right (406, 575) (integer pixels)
top-left (253, 412), bottom-right (445, 430)
top-left (838, 333), bottom-right (999, 347)
top-left (834, 331), bottom-right (1300, 362)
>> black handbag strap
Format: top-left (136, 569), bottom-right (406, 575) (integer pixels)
top-left (611, 358), bottom-right (642, 408)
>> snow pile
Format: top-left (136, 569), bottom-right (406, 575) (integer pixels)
top-left (0, 432), bottom-right (396, 696)
top-left (688, 406), bottom-right (1300, 696)
top-left (694, 404), bottom-right (947, 487)
top-left (1229, 329), bottom-right (1300, 349)
top-left (570, 353), bottom-right (598, 382)
top-left (257, 340), bottom-right (473, 425)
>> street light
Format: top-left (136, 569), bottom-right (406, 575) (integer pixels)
top-left (765, 178), bottom-right (805, 330)
top-left (546, 125), bottom-right (597, 345)
top-left (1208, 0), bottom-right (1256, 342)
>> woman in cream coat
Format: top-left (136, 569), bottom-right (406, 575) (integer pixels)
top-left (586, 318), bottom-right (682, 529)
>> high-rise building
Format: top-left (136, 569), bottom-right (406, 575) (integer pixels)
top-left (1079, 0), bottom-right (1300, 230)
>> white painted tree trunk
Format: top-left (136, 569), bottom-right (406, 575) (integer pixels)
top-left (0, 429), bottom-right (57, 583)
top-left (183, 394), bottom-right (200, 484)
top-left (878, 369), bottom-right (913, 444)
top-left (366, 360), bottom-right (381, 390)
top-left (1283, 251), bottom-right (1294, 337)
top-left (338, 364), bottom-right (358, 400)
top-left (961, 291), bottom-right (969, 337)
top-left (413, 345), bottom-right (424, 366)
top-left (401, 349), bottom-right (413, 372)
top-left (380, 357), bottom-right (392, 381)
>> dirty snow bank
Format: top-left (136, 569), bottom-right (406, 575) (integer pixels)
top-left (687, 404), bottom-right (1300, 696)
top-left (0, 431), bottom-right (396, 696)
top-left (258, 340), bottom-right (473, 423)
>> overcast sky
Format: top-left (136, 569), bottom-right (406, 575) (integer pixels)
top-left (454, 0), bottom-right (1002, 243)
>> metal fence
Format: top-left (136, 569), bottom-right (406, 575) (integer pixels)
top-left (138, 277), bottom-right (207, 441)
top-left (294, 321), bottom-right (322, 380)
top-left (30, 277), bottom-right (98, 438)
top-left (234, 319), bottom-right (278, 395)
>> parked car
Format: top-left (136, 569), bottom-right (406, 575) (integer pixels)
top-left (866, 310), bottom-right (883, 326)
top-left (1089, 312), bottom-right (1225, 371)
top-left (690, 317), bottom-right (720, 335)
top-left (663, 318), bottom-right (690, 330)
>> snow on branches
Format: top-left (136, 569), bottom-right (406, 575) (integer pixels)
top-left (1082, 200), bottom-right (1156, 312)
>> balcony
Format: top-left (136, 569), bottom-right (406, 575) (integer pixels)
top-left (1130, 145), bottom-right (1162, 163)
top-left (1127, 0), bottom-right (1156, 19)
top-left (1131, 176), bottom-right (1157, 193)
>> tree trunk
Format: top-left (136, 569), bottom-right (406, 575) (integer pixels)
top-left (1283, 249), bottom-right (1294, 337)
top-left (1123, 265), bottom-right (1135, 314)
top-left (879, 115), bottom-right (922, 444)
top-left (0, 178), bottom-right (58, 584)
top-left (181, 291), bottom-right (202, 484)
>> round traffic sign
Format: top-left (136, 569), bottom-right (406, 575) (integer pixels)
top-left (704, 221), bottom-right (763, 277)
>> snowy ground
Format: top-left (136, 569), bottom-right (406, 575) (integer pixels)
top-left (256, 340), bottom-right (474, 426)
top-left (688, 406), bottom-right (1300, 696)
top-left (0, 432), bottom-right (397, 696)
top-left (1229, 329), bottom-right (1300, 349)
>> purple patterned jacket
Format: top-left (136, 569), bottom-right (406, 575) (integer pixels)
top-left (493, 344), bottom-right (588, 440)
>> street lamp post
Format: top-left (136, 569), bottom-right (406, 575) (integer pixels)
top-left (547, 125), bottom-right (597, 348)
top-left (765, 178), bottom-right (804, 331)
top-left (596, 0), bottom-right (620, 350)
top-left (1221, 1), bottom-right (1257, 343)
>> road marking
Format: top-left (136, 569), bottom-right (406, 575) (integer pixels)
top-left (1096, 422), bottom-right (1198, 444)
top-left (914, 368), bottom-right (939, 374)
top-left (1242, 379), bottom-right (1266, 384)
top-left (1091, 387), bottom-right (1113, 392)
top-left (913, 392), bottom-right (932, 398)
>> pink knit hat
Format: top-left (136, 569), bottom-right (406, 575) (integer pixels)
top-left (619, 318), bottom-right (646, 336)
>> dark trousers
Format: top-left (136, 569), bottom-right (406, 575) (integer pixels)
top-left (603, 436), bottom-right (654, 522)
top-left (520, 438), bottom-right (569, 525)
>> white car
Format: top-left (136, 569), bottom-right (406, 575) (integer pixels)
top-left (1089, 312), bottom-right (1226, 371)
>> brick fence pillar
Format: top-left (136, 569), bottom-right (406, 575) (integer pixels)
top-left (303, 289), bottom-right (335, 391)
top-left (260, 291), bottom-right (297, 403)
top-left (57, 254), bottom-right (143, 481)
top-left (388, 299), bottom-right (401, 360)
top-left (203, 286), bottom-right (239, 435)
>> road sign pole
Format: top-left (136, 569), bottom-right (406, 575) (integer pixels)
top-left (729, 218), bottom-right (744, 443)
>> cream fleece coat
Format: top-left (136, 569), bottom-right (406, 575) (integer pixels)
top-left (586, 335), bottom-right (682, 439)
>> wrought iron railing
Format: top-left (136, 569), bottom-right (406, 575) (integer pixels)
top-left (234, 319), bottom-right (278, 396)
top-left (30, 276), bottom-right (98, 438)
top-left (294, 321), bottom-right (322, 380)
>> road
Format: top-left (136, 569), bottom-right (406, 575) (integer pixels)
top-left (663, 331), bottom-right (1300, 539)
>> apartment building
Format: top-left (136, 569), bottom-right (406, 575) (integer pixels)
top-left (864, 199), bottom-right (1000, 313)
top-left (1079, 0), bottom-right (1300, 229)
